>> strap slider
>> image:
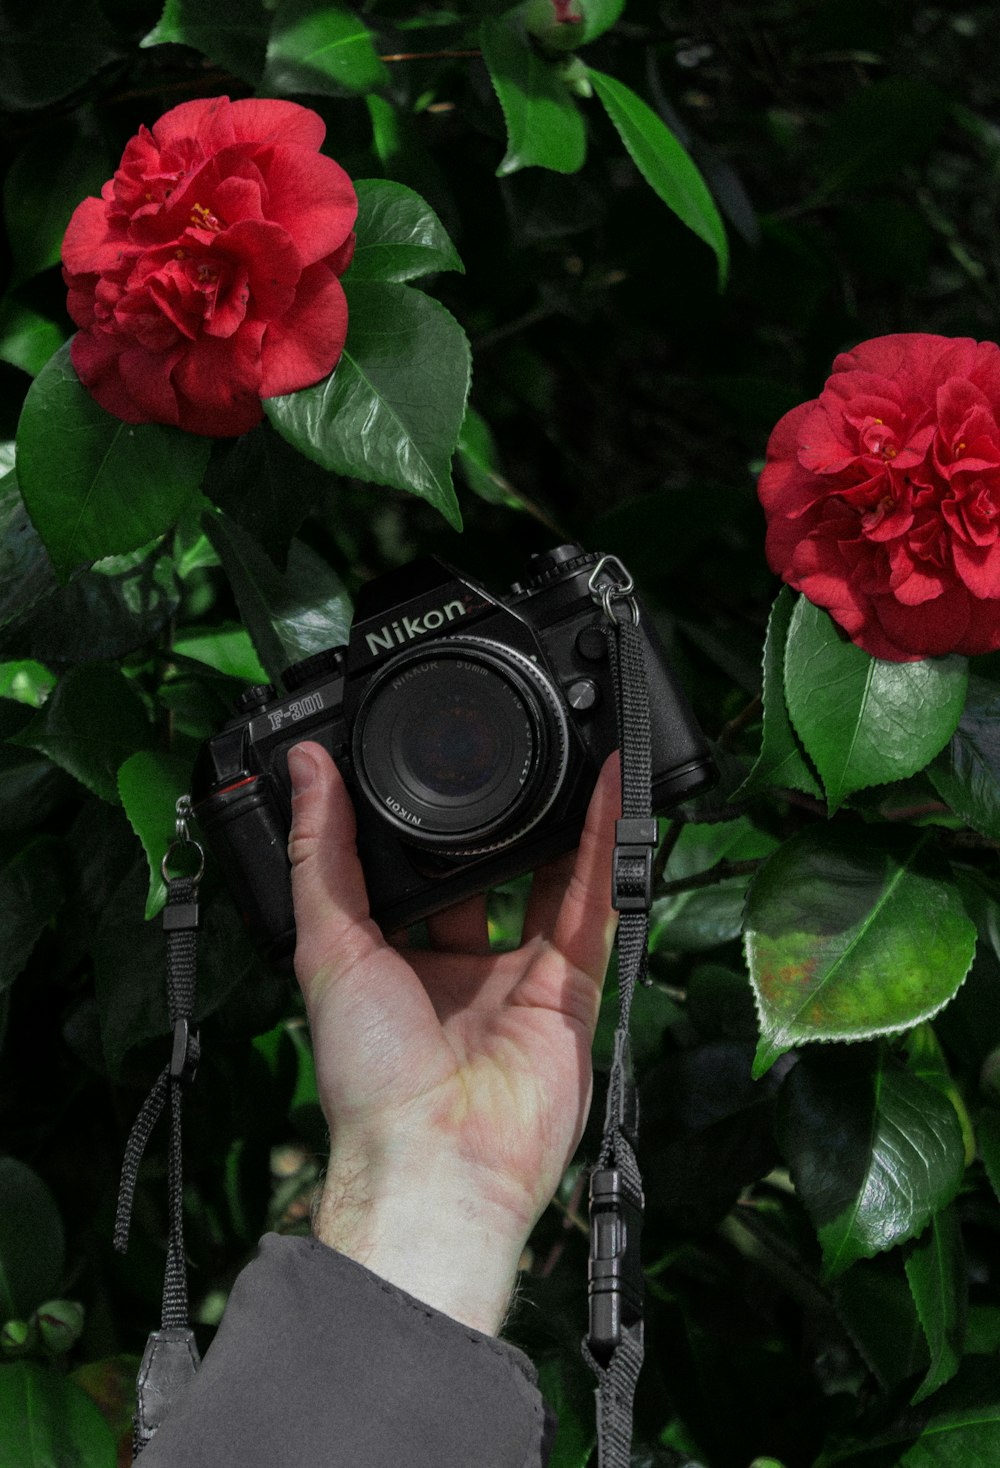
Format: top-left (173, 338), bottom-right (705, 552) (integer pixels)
top-left (611, 818), bottom-right (657, 912)
top-left (162, 901), bottom-right (199, 932)
top-left (169, 1019), bottom-right (200, 1085)
top-left (587, 1168), bottom-right (644, 1365)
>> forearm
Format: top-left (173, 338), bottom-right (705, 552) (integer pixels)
top-left (312, 1149), bottom-right (530, 1336)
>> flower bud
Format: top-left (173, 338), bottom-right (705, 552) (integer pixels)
top-left (519, 0), bottom-right (585, 52)
top-left (36, 1299), bottom-right (85, 1355)
top-left (1, 1318), bottom-right (39, 1357)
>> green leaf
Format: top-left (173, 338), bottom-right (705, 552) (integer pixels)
top-left (141, 0), bottom-right (269, 84)
top-left (777, 1049), bottom-right (965, 1278)
top-left (480, 17), bottom-right (587, 177)
top-left (0, 702), bottom-right (72, 835)
top-left (264, 0), bottom-right (389, 96)
top-left (536, 1357), bottom-right (595, 1468)
top-left (929, 675), bottom-right (1000, 841)
top-left (3, 122), bottom-right (111, 287)
top-left (0, 1159), bottom-right (64, 1319)
top-left (736, 587), bottom-right (821, 799)
top-left (904, 1207), bottom-right (967, 1405)
top-left (204, 511), bottom-right (352, 684)
top-left (0, 545), bottom-right (180, 666)
top-left (0, 661), bottom-right (55, 708)
top-left (0, 0), bottom-right (121, 111)
top-left (15, 343), bottom-right (211, 581)
top-left (173, 625), bottom-right (267, 684)
top-left (783, 598), bottom-right (968, 813)
top-left (815, 1356), bottom-right (1000, 1465)
top-left (348, 179), bottom-right (463, 283)
top-left (0, 297), bottom-right (66, 377)
top-left (579, 0), bottom-right (625, 43)
top-left (206, 421), bottom-right (332, 568)
top-left (832, 1253), bottom-right (929, 1393)
top-left (587, 68), bottom-right (728, 287)
top-left (653, 817), bottom-right (777, 954)
top-left (456, 406), bottom-right (522, 509)
top-left (0, 1361), bottom-right (116, 1467)
top-left (266, 281), bottom-right (469, 529)
top-left (10, 665), bottom-right (152, 805)
top-left (118, 751), bottom-right (199, 920)
top-left (0, 838), bottom-right (65, 992)
top-left (745, 826), bottom-right (977, 1077)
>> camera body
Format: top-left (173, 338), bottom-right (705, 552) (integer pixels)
top-left (191, 545), bottom-right (715, 963)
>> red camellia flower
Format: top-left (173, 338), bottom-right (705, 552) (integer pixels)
top-left (62, 96), bottom-right (357, 437)
top-left (759, 333), bottom-right (1000, 661)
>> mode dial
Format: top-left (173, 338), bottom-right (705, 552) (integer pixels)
top-left (282, 647), bottom-right (345, 693)
top-left (521, 543), bottom-right (596, 593)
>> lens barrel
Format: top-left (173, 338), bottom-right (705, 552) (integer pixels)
top-left (352, 638), bottom-right (569, 853)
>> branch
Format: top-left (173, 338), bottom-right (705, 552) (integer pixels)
top-left (657, 857), bottom-right (764, 898)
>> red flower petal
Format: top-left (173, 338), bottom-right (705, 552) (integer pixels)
top-left (228, 98), bottom-right (327, 152)
top-left (952, 539), bottom-right (1000, 599)
top-left (259, 264), bottom-right (348, 397)
top-left (253, 144), bottom-right (357, 268)
top-left (171, 323), bottom-right (267, 436)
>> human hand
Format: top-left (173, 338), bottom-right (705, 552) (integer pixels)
top-left (286, 740), bottom-right (620, 1334)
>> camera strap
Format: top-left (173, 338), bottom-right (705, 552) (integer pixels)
top-left (582, 557), bottom-right (653, 1467)
top-left (113, 797), bottom-right (204, 1458)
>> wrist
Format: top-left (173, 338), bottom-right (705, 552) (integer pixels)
top-left (312, 1150), bottom-right (531, 1335)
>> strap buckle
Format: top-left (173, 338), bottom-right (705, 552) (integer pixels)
top-left (586, 1167), bottom-right (644, 1366)
top-left (611, 817), bottom-right (657, 911)
top-left (169, 1018), bottom-right (200, 1086)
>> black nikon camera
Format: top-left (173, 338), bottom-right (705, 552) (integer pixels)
top-left (191, 545), bottom-right (715, 962)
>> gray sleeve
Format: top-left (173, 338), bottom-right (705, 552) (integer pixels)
top-left (137, 1232), bottom-right (555, 1468)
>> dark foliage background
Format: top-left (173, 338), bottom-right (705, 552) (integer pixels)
top-left (2, 2), bottom-right (1000, 1464)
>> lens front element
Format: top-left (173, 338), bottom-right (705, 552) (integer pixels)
top-left (353, 639), bottom-right (568, 851)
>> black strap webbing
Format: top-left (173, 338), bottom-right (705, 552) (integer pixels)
top-left (582, 603), bottom-right (653, 1466)
top-left (114, 872), bottom-right (202, 1457)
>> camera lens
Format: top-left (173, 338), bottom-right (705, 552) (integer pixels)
top-left (352, 639), bottom-right (569, 851)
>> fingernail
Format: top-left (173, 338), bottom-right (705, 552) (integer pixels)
top-left (288, 744), bottom-right (318, 796)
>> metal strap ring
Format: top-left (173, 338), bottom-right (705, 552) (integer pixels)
top-left (161, 838), bottom-right (205, 885)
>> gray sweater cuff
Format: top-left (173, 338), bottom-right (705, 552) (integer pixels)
top-left (137, 1232), bottom-right (553, 1467)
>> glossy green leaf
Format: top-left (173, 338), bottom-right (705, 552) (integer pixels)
top-left (737, 587), bottom-right (821, 799)
top-left (0, 547), bottom-right (180, 666)
top-left (0, 838), bottom-right (65, 992)
top-left (815, 1356), bottom-right (1000, 1465)
top-left (536, 1357), bottom-right (595, 1468)
top-left (0, 1159), bottom-right (64, 1319)
top-left (579, 0), bottom-right (625, 43)
top-left (480, 17), bottom-right (587, 177)
top-left (173, 625), bottom-right (267, 684)
top-left (905, 1207), bottom-right (966, 1404)
top-left (206, 421), bottom-right (331, 568)
top-left (10, 665), bottom-right (152, 805)
top-left (15, 343), bottom-right (211, 581)
top-left (4, 123), bottom-right (111, 287)
top-left (0, 1361), bottom-right (116, 1467)
top-left (204, 511), bottom-right (352, 684)
top-left (587, 68), bottom-right (728, 286)
top-left (832, 1253), bottom-right (928, 1393)
top-left (0, 702), bottom-right (71, 836)
top-left (348, 179), bottom-right (463, 283)
top-left (266, 281), bottom-right (468, 529)
top-left (118, 751), bottom-right (199, 921)
top-left (141, 0), bottom-right (269, 83)
top-left (264, 0), bottom-right (389, 96)
top-left (929, 674), bottom-right (1000, 841)
top-left (784, 598), bottom-right (968, 813)
top-left (0, 471), bottom-right (57, 633)
top-left (0, 298), bottom-right (66, 377)
top-left (745, 826), bottom-right (976, 1077)
top-left (0, 661), bottom-right (55, 708)
top-left (777, 1050), bottom-right (965, 1278)
top-left (0, 0), bottom-right (121, 111)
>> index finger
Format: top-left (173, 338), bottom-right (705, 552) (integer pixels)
top-left (522, 752), bottom-right (620, 981)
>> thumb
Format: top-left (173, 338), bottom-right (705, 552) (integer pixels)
top-left (286, 742), bottom-right (381, 991)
